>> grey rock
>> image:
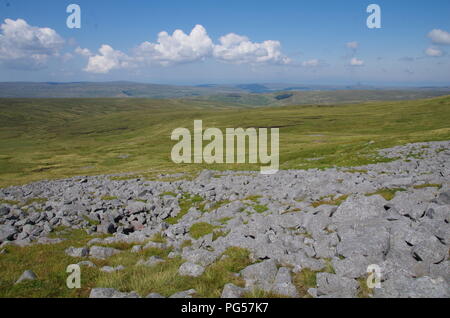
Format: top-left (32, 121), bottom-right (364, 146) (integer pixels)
top-left (178, 262), bottom-right (205, 277)
top-left (37, 237), bottom-right (64, 245)
top-left (65, 246), bottom-right (89, 258)
top-left (375, 274), bottom-right (449, 298)
top-left (97, 222), bottom-right (116, 234)
top-left (0, 225), bottom-right (17, 242)
top-left (131, 245), bottom-right (143, 253)
top-left (100, 265), bottom-right (125, 273)
top-left (127, 201), bottom-right (147, 214)
top-left (89, 246), bottom-right (121, 259)
top-left (89, 288), bottom-right (140, 298)
top-left (77, 260), bottom-right (96, 267)
top-left (332, 195), bottom-right (386, 224)
top-left (271, 267), bottom-right (299, 297)
top-left (332, 255), bottom-right (373, 279)
top-left (182, 249), bottom-right (218, 267)
top-left (137, 256), bottom-right (164, 267)
top-left (169, 289), bottom-right (196, 298)
top-left (146, 293), bottom-right (165, 298)
top-left (15, 270), bottom-right (37, 284)
top-left (240, 259), bottom-right (278, 292)
top-left (316, 273), bottom-right (359, 298)
top-left (221, 283), bottom-right (247, 298)
top-left (436, 190), bottom-right (450, 205)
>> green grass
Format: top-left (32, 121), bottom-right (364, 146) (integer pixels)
top-left (212, 229), bottom-right (229, 241)
top-left (0, 227), bottom-right (253, 298)
top-left (24, 198), bottom-right (48, 205)
top-left (101, 195), bottom-right (118, 201)
top-left (95, 246), bottom-right (252, 298)
top-left (0, 199), bottom-right (20, 205)
top-left (311, 194), bottom-right (349, 208)
top-left (189, 222), bottom-right (220, 240)
top-left (150, 232), bottom-right (167, 244)
top-left (0, 96), bottom-right (449, 187)
top-left (252, 204), bottom-right (269, 213)
top-left (217, 217), bottom-right (233, 224)
top-left (165, 193), bottom-right (206, 225)
top-left (242, 289), bottom-right (289, 298)
top-left (292, 269), bottom-right (317, 298)
top-left (366, 188), bottom-right (406, 201)
top-left (0, 229), bottom-right (98, 297)
top-left (243, 195), bottom-right (262, 203)
top-left (357, 277), bottom-right (373, 298)
top-left (413, 183), bottom-right (442, 189)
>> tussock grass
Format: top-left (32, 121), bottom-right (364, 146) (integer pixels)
top-left (0, 229), bottom-right (97, 297)
top-left (150, 232), bottom-right (167, 243)
top-left (357, 277), bottom-right (373, 298)
top-left (242, 289), bottom-right (290, 298)
top-left (293, 269), bottom-right (317, 298)
top-left (95, 246), bottom-right (252, 298)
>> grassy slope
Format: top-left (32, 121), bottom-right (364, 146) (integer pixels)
top-left (0, 96), bottom-right (450, 187)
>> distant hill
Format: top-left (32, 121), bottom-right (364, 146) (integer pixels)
top-left (0, 81), bottom-right (449, 106)
top-left (191, 89), bottom-right (450, 106)
top-left (0, 82), bottom-right (245, 98)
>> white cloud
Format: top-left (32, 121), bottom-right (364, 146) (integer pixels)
top-left (427, 29), bottom-right (450, 45)
top-left (301, 59), bottom-right (320, 67)
top-left (213, 33), bottom-right (291, 65)
top-left (75, 47), bottom-right (93, 57)
top-left (82, 24), bottom-right (291, 73)
top-left (84, 45), bottom-right (133, 74)
top-left (346, 41), bottom-right (359, 49)
top-left (349, 57), bottom-right (364, 66)
top-left (0, 18), bottom-right (64, 69)
top-left (425, 46), bottom-right (444, 57)
top-left (134, 24), bottom-right (213, 66)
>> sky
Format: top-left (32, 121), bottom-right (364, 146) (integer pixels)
top-left (0, 0), bottom-right (450, 86)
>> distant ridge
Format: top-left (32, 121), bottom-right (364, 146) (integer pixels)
top-left (0, 82), bottom-right (449, 106)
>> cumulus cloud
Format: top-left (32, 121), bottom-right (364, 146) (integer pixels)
top-left (349, 57), bottom-right (364, 66)
top-left (346, 41), bottom-right (359, 49)
top-left (425, 46), bottom-right (444, 57)
top-left (75, 47), bottom-right (93, 57)
top-left (0, 18), bottom-right (64, 69)
top-left (81, 24), bottom-right (291, 73)
top-left (134, 24), bottom-right (213, 66)
top-left (84, 45), bottom-right (133, 74)
top-left (213, 33), bottom-right (291, 65)
top-left (427, 29), bottom-right (450, 45)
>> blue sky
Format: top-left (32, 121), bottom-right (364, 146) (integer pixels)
top-left (1, 0), bottom-right (449, 85)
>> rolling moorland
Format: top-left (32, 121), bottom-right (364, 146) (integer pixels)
top-left (0, 95), bottom-right (450, 188)
top-left (0, 94), bottom-right (449, 298)
top-left (1, 82), bottom-right (450, 106)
